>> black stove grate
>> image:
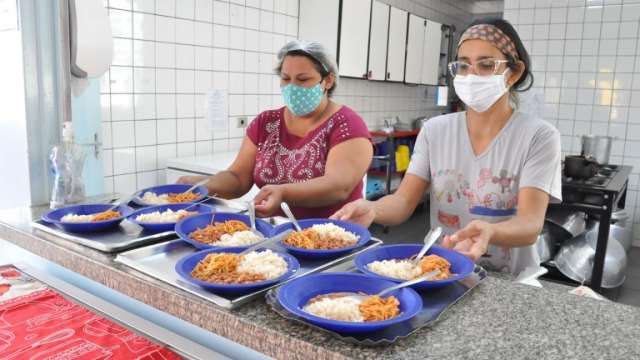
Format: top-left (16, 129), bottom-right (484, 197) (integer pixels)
top-left (562, 164), bottom-right (625, 192)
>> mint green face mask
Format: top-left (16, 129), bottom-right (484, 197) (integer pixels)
top-left (281, 82), bottom-right (324, 116)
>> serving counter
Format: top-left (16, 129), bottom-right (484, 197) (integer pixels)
top-left (1, 205), bottom-right (640, 359)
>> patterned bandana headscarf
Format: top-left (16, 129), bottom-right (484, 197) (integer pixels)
top-left (458, 24), bottom-right (519, 61)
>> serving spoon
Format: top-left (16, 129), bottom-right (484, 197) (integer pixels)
top-left (105, 193), bottom-right (136, 212)
top-left (183, 177), bottom-right (210, 194)
top-left (181, 195), bottom-right (215, 211)
top-left (280, 202), bottom-right (302, 231)
top-left (311, 269), bottom-right (441, 304)
top-left (411, 226), bottom-right (443, 267)
top-left (247, 201), bottom-right (265, 238)
top-left (238, 229), bottom-right (294, 256)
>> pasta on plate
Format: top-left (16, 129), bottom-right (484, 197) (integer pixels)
top-left (284, 223), bottom-right (358, 250)
top-left (367, 254), bottom-right (452, 281)
top-left (190, 250), bottom-right (287, 284)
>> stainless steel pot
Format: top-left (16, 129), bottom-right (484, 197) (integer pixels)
top-left (611, 225), bottom-right (632, 251)
top-left (545, 208), bottom-right (587, 238)
top-left (611, 209), bottom-right (629, 228)
top-left (535, 221), bottom-right (571, 263)
top-left (586, 220), bottom-right (632, 251)
top-left (553, 230), bottom-right (627, 288)
top-left (581, 135), bottom-right (614, 165)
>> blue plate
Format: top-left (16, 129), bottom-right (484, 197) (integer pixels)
top-left (277, 272), bottom-right (422, 334)
top-left (42, 204), bottom-right (134, 233)
top-left (175, 212), bottom-right (273, 250)
top-left (272, 219), bottom-right (370, 259)
top-left (354, 244), bottom-right (475, 290)
top-left (133, 184), bottom-right (208, 206)
top-left (175, 247), bottom-right (299, 295)
top-left (127, 203), bottom-right (215, 233)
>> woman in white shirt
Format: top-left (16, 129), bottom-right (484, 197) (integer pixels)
top-left (331, 18), bottom-right (562, 275)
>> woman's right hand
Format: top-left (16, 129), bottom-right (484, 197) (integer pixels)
top-left (330, 199), bottom-right (376, 228)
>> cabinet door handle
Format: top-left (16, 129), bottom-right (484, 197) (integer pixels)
top-left (387, 72), bottom-right (391, 79)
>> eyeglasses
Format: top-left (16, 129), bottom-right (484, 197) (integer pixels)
top-left (448, 59), bottom-right (509, 77)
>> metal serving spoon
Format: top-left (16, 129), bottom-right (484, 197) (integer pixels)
top-left (312, 269), bottom-right (441, 304)
top-left (280, 202), bottom-right (302, 231)
top-left (183, 177), bottom-right (210, 194)
top-left (411, 226), bottom-right (443, 267)
top-left (238, 229), bottom-right (293, 256)
top-left (247, 201), bottom-right (264, 238)
top-left (106, 193), bottom-right (136, 212)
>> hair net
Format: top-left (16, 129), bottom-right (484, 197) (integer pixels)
top-left (275, 40), bottom-right (339, 95)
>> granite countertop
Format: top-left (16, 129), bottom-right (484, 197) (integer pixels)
top-left (1, 205), bottom-right (640, 359)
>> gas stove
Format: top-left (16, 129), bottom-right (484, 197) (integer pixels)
top-left (561, 163), bottom-right (631, 206)
top-left (563, 164), bottom-right (619, 189)
top-left (545, 163), bottom-right (632, 293)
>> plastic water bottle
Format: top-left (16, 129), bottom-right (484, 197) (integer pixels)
top-left (50, 122), bottom-right (86, 208)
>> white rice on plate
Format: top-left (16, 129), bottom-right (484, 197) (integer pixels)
top-left (367, 259), bottom-right (423, 280)
top-left (60, 214), bottom-right (97, 223)
top-left (135, 209), bottom-right (195, 223)
top-left (311, 223), bottom-right (358, 244)
top-left (238, 249), bottom-right (287, 279)
top-left (215, 230), bottom-right (263, 247)
top-left (140, 191), bottom-right (171, 205)
top-left (303, 297), bottom-right (364, 322)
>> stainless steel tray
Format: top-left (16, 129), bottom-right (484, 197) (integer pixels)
top-left (205, 197), bottom-right (248, 213)
top-left (31, 220), bottom-right (177, 253)
top-left (4, 262), bottom-right (229, 359)
top-left (31, 197), bottom-right (250, 253)
top-left (115, 238), bottom-right (384, 309)
top-left (265, 263), bottom-right (487, 346)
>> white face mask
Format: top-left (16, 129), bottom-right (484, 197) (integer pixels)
top-left (453, 70), bottom-right (510, 113)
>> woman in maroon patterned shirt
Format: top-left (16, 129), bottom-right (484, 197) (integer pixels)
top-left (179, 41), bottom-right (372, 219)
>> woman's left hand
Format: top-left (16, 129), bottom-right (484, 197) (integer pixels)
top-left (441, 220), bottom-right (495, 260)
top-left (254, 185), bottom-right (286, 217)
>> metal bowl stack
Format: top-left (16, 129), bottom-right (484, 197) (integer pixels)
top-left (553, 222), bottom-right (627, 289)
top-left (536, 209), bottom-right (587, 263)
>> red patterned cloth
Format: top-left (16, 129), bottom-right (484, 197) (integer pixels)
top-left (0, 267), bottom-right (181, 360)
top-left (247, 106), bottom-right (371, 219)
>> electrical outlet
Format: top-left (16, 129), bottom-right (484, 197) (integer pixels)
top-left (236, 116), bottom-right (248, 128)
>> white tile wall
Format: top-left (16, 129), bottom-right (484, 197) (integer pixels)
top-left (504, 0), bottom-right (640, 243)
top-left (101, 0), bottom-right (473, 196)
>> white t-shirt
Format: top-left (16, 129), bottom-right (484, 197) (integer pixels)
top-left (406, 110), bottom-right (562, 276)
